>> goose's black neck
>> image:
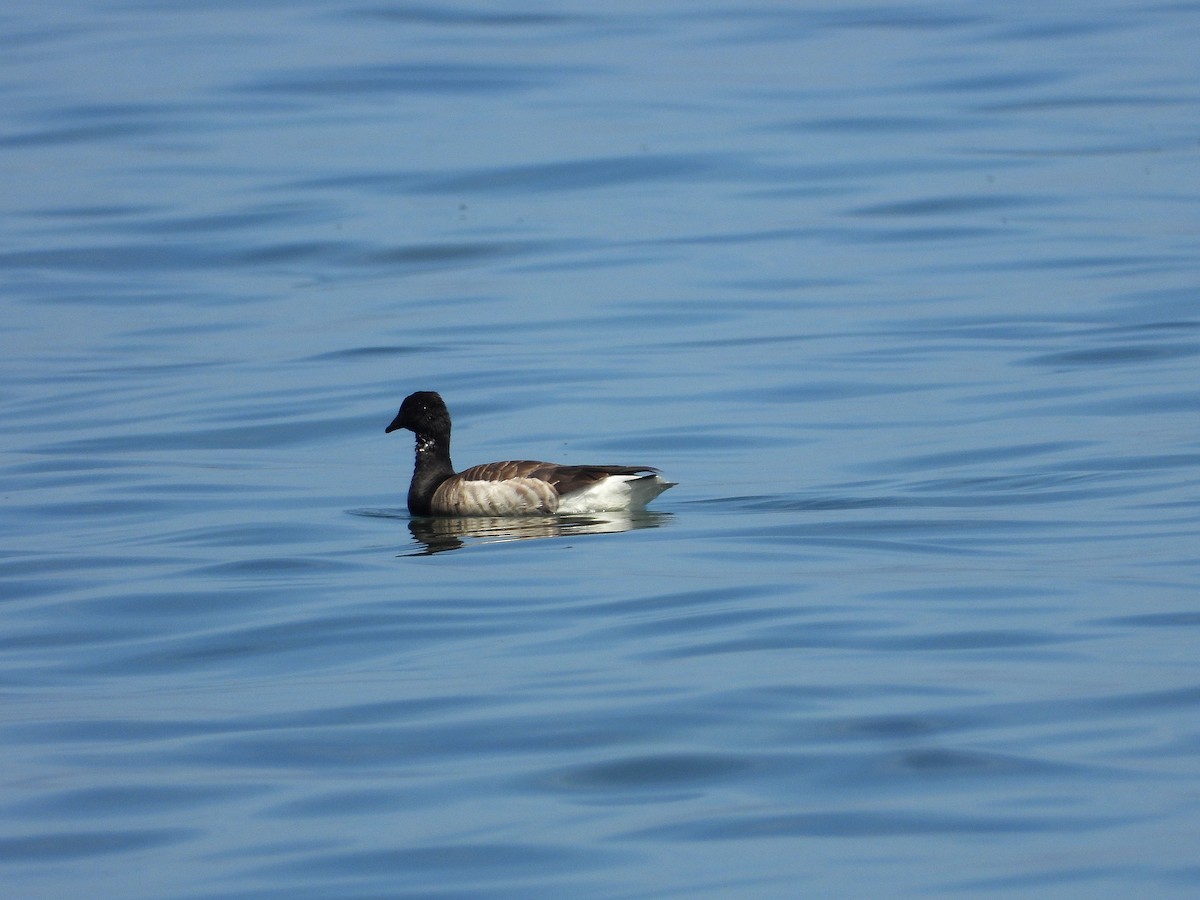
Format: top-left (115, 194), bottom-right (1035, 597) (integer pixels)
top-left (408, 432), bottom-right (455, 516)
top-left (387, 391), bottom-right (457, 516)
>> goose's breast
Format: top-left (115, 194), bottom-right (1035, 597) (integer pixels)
top-left (432, 476), bottom-right (559, 516)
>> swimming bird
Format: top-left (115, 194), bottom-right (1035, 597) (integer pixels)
top-left (386, 391), bottom-right (675, 517)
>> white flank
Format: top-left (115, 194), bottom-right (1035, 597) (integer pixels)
top-left (556, 474), bottom-right (675, 515)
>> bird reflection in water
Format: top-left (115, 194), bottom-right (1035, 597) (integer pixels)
top-left (404, 511), bottom-right (672, 555)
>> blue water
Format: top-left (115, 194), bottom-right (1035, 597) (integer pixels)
top-left (3, 1), bottom-right (1199, 896)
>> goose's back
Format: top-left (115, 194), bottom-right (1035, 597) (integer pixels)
top-left (429, 461), bottom-right (667, 516)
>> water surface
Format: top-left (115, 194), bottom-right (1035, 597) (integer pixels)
top-left (2, 1), bottom-right (1199, 897)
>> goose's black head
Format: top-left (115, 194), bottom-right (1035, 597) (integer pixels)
top-left (385, 391), bottom-right (451, 442)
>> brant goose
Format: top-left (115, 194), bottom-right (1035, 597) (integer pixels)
top-left (386, 391), bottom-right (675, 517)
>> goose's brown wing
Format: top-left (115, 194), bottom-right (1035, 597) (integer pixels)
top-left (455, 461), bottom-right (660, 497)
